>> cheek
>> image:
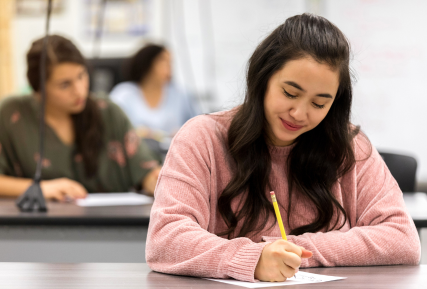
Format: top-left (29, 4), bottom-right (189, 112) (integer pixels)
top-left (83, 75), bottom-right (90, 88)
top-left (161, 64), bottom-right (171, 76)
top-left (47, 90), bottom-right (71, 106)
top-left (265, 89), bottom-right (283, 109)
top-left (309, 109), bottom-right (330, 128)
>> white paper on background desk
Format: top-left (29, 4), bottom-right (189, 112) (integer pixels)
top-left (206, 271), bottom-right (346, 288)
top-left (76, 193), bottom-right (154, 207)
top-left (403, 192), bottom-right (427, 218)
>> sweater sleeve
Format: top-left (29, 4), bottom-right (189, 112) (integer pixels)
top-left (146, 116), bottom-right (267, 282)
top-left (286, 135), bottom-right (421, 267)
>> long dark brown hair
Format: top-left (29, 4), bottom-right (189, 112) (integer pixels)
top-left (124, 44), bottom-right (166, 83)
top-left (218, 13), bottom-right (359, 238)
top-left (27, 35), bottom-right (104, 177)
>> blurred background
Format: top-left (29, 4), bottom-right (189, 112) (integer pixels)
top-left (0, 0), bottom-right (426, 187)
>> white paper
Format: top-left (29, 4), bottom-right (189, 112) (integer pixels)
top-left (206, 271), bottom-right (346, 288)
top-left (76, 192), bottom-right (154, 207)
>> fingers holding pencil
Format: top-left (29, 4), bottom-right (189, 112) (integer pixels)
top-left (254, 239), bottom-right (312, 282)
top-left (253, 191), bottom-right (313, 281)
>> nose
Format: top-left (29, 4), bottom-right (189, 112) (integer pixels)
top-left (289, 102), bottom-right (307, 123)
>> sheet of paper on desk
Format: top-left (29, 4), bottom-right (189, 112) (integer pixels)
top-left (76, 193), bottom-right (154, 207)
top-left (206, 271), bottom-right (346, 288)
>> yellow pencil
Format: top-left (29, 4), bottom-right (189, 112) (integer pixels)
top-left (270, 191), bottom-right (287, 240)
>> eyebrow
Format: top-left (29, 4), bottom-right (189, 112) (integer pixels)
top-left (54, 70), bottom-right (86, 85)
top-left (283, 81), bottom-right (334, 99)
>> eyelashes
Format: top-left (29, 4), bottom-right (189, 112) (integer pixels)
top-left (282, 89), bottom-right (325, 109)
top-left (283, 89), bottom-right (297, 99)
top-left (312, 103), bottom-right (325, 109)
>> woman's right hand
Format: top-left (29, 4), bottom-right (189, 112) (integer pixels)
top-left (40, 178), bottom-right (88, 202)
top-left (254, 239), bottom-right (313, 282)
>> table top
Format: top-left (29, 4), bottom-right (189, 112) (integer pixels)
top-left (0, 198), bottom-right (151, 226)
top-left (0, 192), bottom-right (425, 227)
top-left (0, 263), bottom-right (424, 289)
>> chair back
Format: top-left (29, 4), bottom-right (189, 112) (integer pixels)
top-left (378, 151), bottom-right (417, 192)
top-left (87, 58), bottom-right (126, 93)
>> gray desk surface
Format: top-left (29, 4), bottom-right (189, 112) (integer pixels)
top-left (0, 263), bottom-right (424, 289)
top-left (0, 197), bottom-right (151, 226)
top-left (0, 192), bottom-right (425, 227)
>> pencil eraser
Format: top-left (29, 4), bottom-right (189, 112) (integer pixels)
top-left (270, 191), bottom-right (275, 195)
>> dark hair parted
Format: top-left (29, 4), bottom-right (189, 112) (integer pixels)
top-left (125, 44), bottom-right (166, 83)
top-left (27, 35), bottom-right (104, 178)
top-left (218, 13), bottom-right (359, 238)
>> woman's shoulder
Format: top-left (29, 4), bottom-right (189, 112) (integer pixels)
top-left (172, 109), bottom-right (236, 146)
top-left (350, 128), bottom-right (385, 174)
top-left (109, 81), bottom-right (140, 101)
top-left (352, 129), bottom-right (374, 160)
top-left (92, 95), bottom-right (127, 119)
top-left (0, 95), bottom-right (33, 112)
top-left (180, 109), bottom-right (235, 134)
top-left (0, 95), bottom-right (34, 123)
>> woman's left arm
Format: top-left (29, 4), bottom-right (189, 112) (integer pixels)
top-left (286, 142), bottom-right (421, 267)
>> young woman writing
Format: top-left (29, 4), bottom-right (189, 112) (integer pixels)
top-left (0, 35), bottom-right (161, 201)
top-left (146, 14), bottom-right (420, 282)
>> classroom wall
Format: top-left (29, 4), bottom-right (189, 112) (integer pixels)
top-left (10, 0), bottom-right (427, 187)
top-left (11, 0), bottom-right (165, 94)
top-left (324, 0), bottom-right (427, 187)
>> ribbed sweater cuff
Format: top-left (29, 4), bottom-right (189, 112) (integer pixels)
top-left (227, 242), bottom-right (269, 282)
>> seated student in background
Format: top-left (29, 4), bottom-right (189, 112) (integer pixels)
top-left (110, 44), bottom-right (199, 139)
top-left (146, 13), bottom-right (420, 282)
top-left (0, 35), bottom-right (161, 201)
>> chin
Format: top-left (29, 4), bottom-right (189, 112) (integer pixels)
top-left (70, 105), bottom-right (86, 114)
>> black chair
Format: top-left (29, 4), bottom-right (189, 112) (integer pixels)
top-left (378, 151), bottom-right (417, 192)
top-left (87, 58), bottom-right (126, 93)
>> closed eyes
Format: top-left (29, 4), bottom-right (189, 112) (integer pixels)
top-left (282, 89), bottom-right (325, 109)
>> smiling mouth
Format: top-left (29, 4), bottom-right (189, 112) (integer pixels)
top-left (280, 118), bottom-right (304, 131)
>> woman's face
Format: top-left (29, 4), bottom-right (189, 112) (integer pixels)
top-left (264, 56), bottom-right (340, 146)
top-left (151, 50), bottom-right (172, 84)
top-left (45, 62), bottom-right (89, 114)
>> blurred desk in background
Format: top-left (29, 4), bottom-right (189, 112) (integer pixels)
top-left (0, 198), bottom-right (151, 263)
top-left (0, 193), bottom-right (426, 264)
top-left (403, 192), bottom-right (427, 228)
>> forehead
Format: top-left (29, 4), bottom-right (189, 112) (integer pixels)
top-left (276, 57), bottom-right (340, 93)
top-left (49, 62), bottom-right (86, 81)
top-left (157, 50), bottom-right (171, 59)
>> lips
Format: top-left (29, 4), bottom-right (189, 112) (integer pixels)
top-left (280, 118), bottom-right (304, 131)
top-left (75, 98), bottom-right (85, 106)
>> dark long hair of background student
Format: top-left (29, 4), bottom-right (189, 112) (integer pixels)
top-left (26, 35), bottom-right (104, 178)
top-left (218, 13), bottom-right (361, 239)
top-left (124, 44), bottom-right (166, 83)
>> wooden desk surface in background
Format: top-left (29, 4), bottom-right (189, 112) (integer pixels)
top-left (0, 263), bottom-right (424, 289)
top-left (0, 198), bottom-right (151, 226)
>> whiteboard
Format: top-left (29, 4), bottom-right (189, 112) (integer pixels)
top-left (325, 0), bottom-right (427, 182)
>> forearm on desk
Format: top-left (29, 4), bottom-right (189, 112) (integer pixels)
top-left (0, 175), bottom-right (33, 197)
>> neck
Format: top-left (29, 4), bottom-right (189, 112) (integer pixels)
top-left (139, 77), bottom-right (164, 108)
top-left (44, 103), bottom-right (72, 123)
top-left (140, 77), bottom-right (163, 94)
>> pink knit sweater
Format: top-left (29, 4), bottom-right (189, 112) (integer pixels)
top-left (146, 110), bottom-right (421, 282)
